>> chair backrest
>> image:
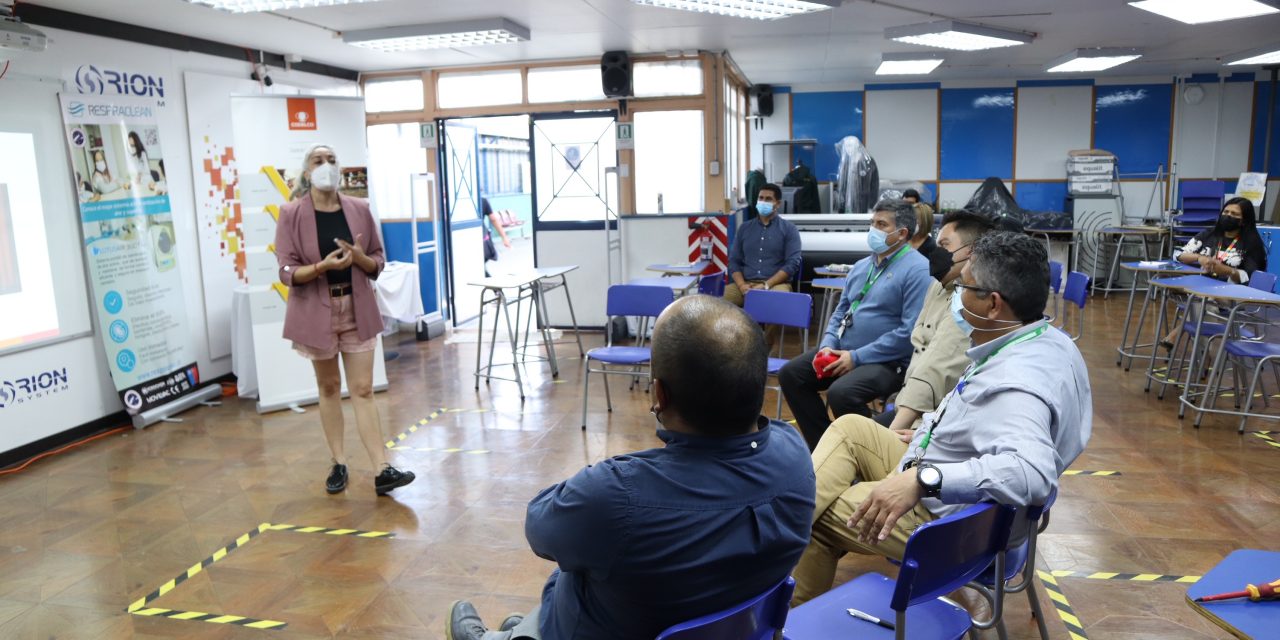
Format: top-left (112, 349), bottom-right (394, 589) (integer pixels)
top-left (655, 576), bottom-right (795, 640)
top-left (1049, 261), bottom-right (1064, 294)
top-left (699, 271), bottom-right (726, 297)
top-left (1249, 270), bottom-right (1277, 294)
top-left (607, 285), bottom-right (675, 319)
top-left (1063, 271), bottom-right (1090, 309)
top-left (743, 290), bottom-right (812, 329)
top-left (891, 503), bottom-right (1017, 612)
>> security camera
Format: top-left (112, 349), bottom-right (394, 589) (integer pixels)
top-left (250, 64), bottom-right (273, 87)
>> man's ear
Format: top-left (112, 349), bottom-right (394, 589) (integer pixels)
top-left (652, 378), bottom-right (667, 413)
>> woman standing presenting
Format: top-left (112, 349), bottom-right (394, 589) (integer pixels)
top-left (274, 144), bottom-right (414, 496)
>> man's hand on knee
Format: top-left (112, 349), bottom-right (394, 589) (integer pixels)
top-left (847, 469), bottom-right (922, 544)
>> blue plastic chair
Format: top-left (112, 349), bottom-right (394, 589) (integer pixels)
top-left (699, 270), bottom-right (726, 297)
top-left (743, 290), bottom-right (812, 418)
top-left (581, 285), bottom-right (674, 429)
top-left (1167, 271), bottom-right (1275, 398)
top-left (785, 503), bottom-right (1017, 640)
top-left (970, 488), bottom-right (1059, 640)
top-left (1060, 271), bottom-right (1090, 342)
top-left (655, 576), bottom-right (795, 640)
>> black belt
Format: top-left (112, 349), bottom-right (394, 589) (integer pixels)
top-left (329, 283), bottom-right (352, 297)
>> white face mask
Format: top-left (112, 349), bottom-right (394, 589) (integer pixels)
top-left (95, 161), bottom-right (107, 172)
top-left (310, 163), bottom-right (341, 192)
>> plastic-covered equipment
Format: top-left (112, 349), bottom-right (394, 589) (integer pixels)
top-left (783, 162), bottom-right (821, 213)
top-left (961, 177), bottom-right (1071, 231)
top-left (833, 136), bottom-right (879, 213)
top-left (878, 180), bottom-right (934, 206)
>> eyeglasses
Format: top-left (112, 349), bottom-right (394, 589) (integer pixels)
top-left (954, 282), bottom-right (998, 297)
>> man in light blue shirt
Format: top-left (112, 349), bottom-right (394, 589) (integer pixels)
top-left (791, 232), bottom-right (1092, 604)
top-left (724, 183), bottom-right (802, 346)
top-left (780, 200), bottom-right (932, 450)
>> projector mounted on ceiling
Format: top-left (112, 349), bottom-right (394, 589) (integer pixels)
top-left (0, 15), bottom-right (47, 52)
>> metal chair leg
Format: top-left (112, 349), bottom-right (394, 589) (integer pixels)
top-left (602, 367), bottom-right (613, 412)
top-left (1026, 580), bottom-right (1050, 640)
top-left (581, 360), bottom-right (591, 430)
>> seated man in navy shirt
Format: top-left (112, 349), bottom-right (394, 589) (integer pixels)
top-left (780, 199), bottom-right (932, 450)
top-left (724, 183), bottom-right (803, 346)
top-left (447, 295), bottom-right (817, 640)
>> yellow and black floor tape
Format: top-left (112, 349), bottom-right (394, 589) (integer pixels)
top-left (128, 522), bottom-right (396, 631)
top-left (384, 407), bottom-right (447, 449)
top-left (1048, 570), bottom-right (1199, 583)
top-left (1062, 470), bottom-right (1121, 476)
top-left (1252, 432), bottom-right (1280, 449)
top-left (1037, 570), bottom-right (1089, 640)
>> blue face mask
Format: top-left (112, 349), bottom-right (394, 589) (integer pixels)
top-left (868, 227), bottom-right (899, 254)
top-left (757, 201), bottom-right (774, 217)
top-left (950, 288), bottom-right (975, 337)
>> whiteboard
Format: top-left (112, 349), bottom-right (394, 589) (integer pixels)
top-left (865, 89), bottom-right (939, 181)
top-left (1173, 82), bottom-right (1253, 179)
top-left (1015, 85), bottom-right (1093, 180)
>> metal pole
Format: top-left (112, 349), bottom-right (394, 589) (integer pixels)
top-left (1263, 65), bottom-right (1278, 223)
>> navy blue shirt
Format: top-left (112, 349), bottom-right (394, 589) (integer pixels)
top-left (728, 215), bottom-right (803, 281)
top-left (525, 419), bottom-right (816, 640)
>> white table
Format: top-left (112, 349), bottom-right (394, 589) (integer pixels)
top-left (647, 260), bottom-right (709, 276)
top-left (625, 275), bottom-right (698, 295)
top-left (375, 261), bottom-right (424, 333)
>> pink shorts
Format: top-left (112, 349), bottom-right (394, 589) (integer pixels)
top-left (292, 294), bottom-right (377, 361)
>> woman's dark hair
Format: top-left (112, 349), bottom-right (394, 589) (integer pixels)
top-left (1216, 197), bottom-right (1258, 236)
top-left (127, 131), bottom-right (146, 159)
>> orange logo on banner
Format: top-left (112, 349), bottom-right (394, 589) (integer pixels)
top-left (287, 98), bottom-right (317, 131)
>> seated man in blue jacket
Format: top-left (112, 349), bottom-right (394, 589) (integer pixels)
top-left (447, 295), bottom-right (816, 640)
top-left (780, 199), bottom-right (933, 450)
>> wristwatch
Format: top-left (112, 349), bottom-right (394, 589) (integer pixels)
top-left (916, 463), bottom-right (942, 498)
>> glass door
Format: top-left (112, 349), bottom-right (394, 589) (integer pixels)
top-left (441, 121), bottom-right (484, 325)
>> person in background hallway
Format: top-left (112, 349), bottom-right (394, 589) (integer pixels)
top-left (447, 296), bottom-right (815, 640)
top-left (723, 183), bottom-right (803, 346)
top-left (1160, 196), bottom-right (1269, 350)
top-left (792, 231), bottom-right (1092, 604)
top-left (274, 143), bottom-right (414, 496)
top-left (874, 210), bottom-right (996, 437)
top-left (481, 195), bottom-right (513, 276)
top-left (779, 200), bottom-right (931, 450)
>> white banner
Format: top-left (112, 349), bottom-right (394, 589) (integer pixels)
top-left (227, 95), bottom-right (385, 411)
top-left (59, 94), bottom-right (202, 415)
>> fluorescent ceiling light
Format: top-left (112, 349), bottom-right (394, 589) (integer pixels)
top-left (1047, 48), bottom-right (1142, 73)
top-left (885, 19), bottom-right (1033, 51)
top-left (187, 0), bottom-right (385, 12)
top-left (1225, 43), bottom-right (1280, 65)
top-left (629, 0), bottom-right (841, 21)
top-left (875, 53), bottom-right (944, 75)
top-left (1128, 0), bottom-right (1279, 24)
top-left (343, 18), bottom-right (530, 52)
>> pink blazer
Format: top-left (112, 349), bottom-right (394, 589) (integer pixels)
top-left (275, 194), bottom-right (385, 351)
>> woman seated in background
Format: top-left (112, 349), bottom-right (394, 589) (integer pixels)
top-left (1160, 196), bottom-right (1268, 349)
top-left (90, 150), bottom-right (128, 197)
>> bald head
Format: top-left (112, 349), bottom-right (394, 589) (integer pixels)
top-left (651, 295), bottom-right (768, 436)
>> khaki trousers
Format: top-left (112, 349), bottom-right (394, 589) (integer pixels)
top-left (723, 280), bottom-right (793, 345)
top-left (791, 414), bottom-right (938, 605)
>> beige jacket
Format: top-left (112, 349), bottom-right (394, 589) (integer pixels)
top-left (895, 278), bottom-right (971, 426)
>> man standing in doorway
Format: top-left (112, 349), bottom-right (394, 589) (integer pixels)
top-left (481, 195), bottom-right (513, 276)
top-left (723, 183), bottom-right (802, 346)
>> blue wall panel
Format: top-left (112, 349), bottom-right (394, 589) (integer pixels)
top-left (380, 220), bottom-right (440, 316)
top-left (940, 88), bottom-right (1015, 180)
top-left (791, 91), bottom-right (864, 181)
top-left (1093, 83), bottom-right (1173, 176)
top-left (1015, 182), bottom-right (1068, 212)
top-left (1251, 83), bottom-right (1280, 177)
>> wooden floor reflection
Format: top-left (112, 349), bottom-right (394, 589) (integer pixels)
top-left (0, 295), bottom-right (1276, 638)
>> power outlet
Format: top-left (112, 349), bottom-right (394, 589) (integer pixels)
top-left (709, 160), bottom-right (721, 176)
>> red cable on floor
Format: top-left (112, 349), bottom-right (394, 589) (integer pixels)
top-left (0, 425), bottom-right (130, 476)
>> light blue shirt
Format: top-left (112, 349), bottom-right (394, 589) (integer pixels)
top-left (819, 248), bottom-right (932, 367)
top-left (899, 320), bottom-right (1093, 520)
top-left (728, 215), bottom-right (802, 281)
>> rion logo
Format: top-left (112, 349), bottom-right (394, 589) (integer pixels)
top-left (0, 382), bottom-right (15, 409)
top-left (68, 102), bottom-right (86, 117)
top-left (0, 368), bottom-right (69, 409)
top-left (73, 64), bottom-right (166, 98)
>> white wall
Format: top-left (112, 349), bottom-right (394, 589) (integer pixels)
top-left (748, 93), bottom-right (791, 177)
top-left (1173, 80), bottom-right (1254, 180)
top-left (0, 27), bottom-right (357, 454)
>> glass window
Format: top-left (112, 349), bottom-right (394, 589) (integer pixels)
top-left (531, 116), bottom-right (618, 222)
top-left (633, 60), bottom-right (703, 98)
top-left (366, 123), bottom-right (429, 219)
top-left (634, 110), bottom-right (704, 214)
top-left (437, 70), bottom-right (523, 109)
top-left (364, 78), bottom-right (424, 113)
top-left (528, 66), bottom-right (607, 103)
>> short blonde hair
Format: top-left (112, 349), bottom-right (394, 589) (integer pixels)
top-left (912, 202), bottom-right (935, 241)
top-left (292, 143), bottom-right (338, 200)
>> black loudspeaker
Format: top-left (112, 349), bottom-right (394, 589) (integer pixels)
top-left (601, 51), bottom-right (632, 98)
top-left (751, 84), bottom-right (774, 118)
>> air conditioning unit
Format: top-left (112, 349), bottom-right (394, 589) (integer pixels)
top-left (0, 16), bottom-right (47, 53)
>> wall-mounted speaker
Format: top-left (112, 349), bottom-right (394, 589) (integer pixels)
top-left (750, 84), bottom-right (774, 118)
top-left (601, 50), bottom-right (632, 98)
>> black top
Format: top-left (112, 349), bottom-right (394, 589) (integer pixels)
top-left (315, 207), bottom-right (353, 286)
top-left (1179, 229), bottom-right (1268, 280)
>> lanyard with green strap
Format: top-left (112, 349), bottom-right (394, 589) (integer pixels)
top-left (842, 244), bottom-right (911, 324)
top-left (913, 324), bottom-right (1048, 458)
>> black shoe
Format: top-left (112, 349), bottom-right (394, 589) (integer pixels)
top-left (375, 465), bottom-right (415, 495)
top-left (325, 463), bottom-right (348, 494)
top-left (499, 614), bottom-right (524, 632)
top-left (446, 600), bottom-right (487, 640)
top-left (1159, 339), bottom-right (1175, 352)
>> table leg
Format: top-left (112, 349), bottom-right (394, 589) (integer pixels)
top-left (1104, 235), bottom-right (1126, 299)
top-left (1193, 304), bottom-right (1241, 428)
top-left (559, 276), bottom-right (585, 357)
top-left (498, 289), bottom-right (525, 399)
top-left (535, 284), bottom-right (560, 377)
top-left (1117, 276), bottom-right (1140, 366)
top-left (1178, 298), bottom-right (1209, 419)
top-left (1125, 282), bottom-right (1155, 372)
top-left (475, 289), bottom-right (488, 390)
top-left (1144, 287), bottom-right (1169, 393)
top-left (486, 292), bottom-right (502, 383)
top-left (1160, 294), bottom-right (1192, 400)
